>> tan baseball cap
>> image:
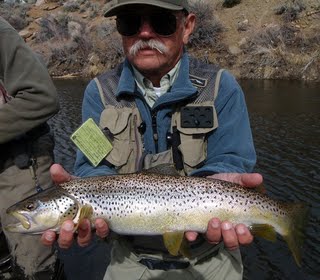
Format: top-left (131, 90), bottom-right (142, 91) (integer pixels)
top-left (104, 0), bottom-right (190, 17)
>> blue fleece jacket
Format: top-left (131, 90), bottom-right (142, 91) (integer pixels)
top-left (74, 54), bottom-right (256, 177)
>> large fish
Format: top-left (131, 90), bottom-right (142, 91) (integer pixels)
top-left (5, 170), bottom-right (307, 266)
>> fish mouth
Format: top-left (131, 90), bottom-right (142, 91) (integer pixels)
top-left (5, 212), bottom-right (31, 231)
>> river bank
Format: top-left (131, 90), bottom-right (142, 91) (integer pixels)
top-left (1, 0), bottom-right (320, 81)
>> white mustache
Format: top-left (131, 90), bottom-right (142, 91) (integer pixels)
top-left (129, 40), bottom-right (168, 56)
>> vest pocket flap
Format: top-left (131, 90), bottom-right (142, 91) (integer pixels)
top-left (99, 106), bottom-right (133, 167)
top-left (179, 134), bottom-right (206, 167)
top-left (172, 105), bottom-right (218, 169)
top-left (175, 105), bottom-right (218, 135)
top-left (99, 106), bottom-right (132, 135)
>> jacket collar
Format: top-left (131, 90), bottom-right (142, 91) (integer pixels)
top-left (116, 53), bottom-right (198, 108)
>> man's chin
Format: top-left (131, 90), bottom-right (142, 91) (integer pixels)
top-left (131, 57), bottom-right (165, 72)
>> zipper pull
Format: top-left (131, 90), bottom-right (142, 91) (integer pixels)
top-left (29, 157), bottom-right (43, 193)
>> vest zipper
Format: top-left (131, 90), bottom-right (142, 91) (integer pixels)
top-left (151, 110), bottom-right (158, 153)
top-left (133, 114), bottom-right (142, 172)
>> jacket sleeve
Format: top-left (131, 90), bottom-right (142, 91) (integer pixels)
top-left (191, 71), bottom-right (256, 176)
top-left (73, 79), bottom-right (117, 177)
top-left (0, 18), bottom-right (59, 144)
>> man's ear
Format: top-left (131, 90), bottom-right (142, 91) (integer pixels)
top-left (183, 13), bottom-right (196, 44)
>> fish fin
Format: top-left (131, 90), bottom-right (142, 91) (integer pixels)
top-left (74, 204), bottom-right (93, 232)
top-left (143, 164), bottom-right (180, 176)
top-left (282, 203), bottom-right (309, 267)
top-left (179, 237), bottom-right (191, 258)
top-left (249, 224), bottom-right (277, 242)
top-left (163, 232), bottom-right (185, 256)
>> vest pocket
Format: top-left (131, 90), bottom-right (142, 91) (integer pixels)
top-left (99, 106), bottom-right (143, 173)
top-left (99, 106), bottom-right (133, 168)
top-left (172, 104), bottom-right (218, 171)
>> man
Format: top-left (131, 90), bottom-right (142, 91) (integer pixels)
top-left (0, 17), bottom-right (60, 279)
top-left (42, 0), bottom-right (263, 279)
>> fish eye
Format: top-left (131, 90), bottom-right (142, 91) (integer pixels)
top-left (24, 202), bottom-right (38, 211)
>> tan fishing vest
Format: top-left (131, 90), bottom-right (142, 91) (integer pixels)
top-left (95, 58), bottom-right (224, 175)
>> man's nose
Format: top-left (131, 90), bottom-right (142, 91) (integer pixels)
top-left (138, 18), bottom-right (156, 37)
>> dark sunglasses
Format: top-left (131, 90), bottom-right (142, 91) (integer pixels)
top-left (116, 11), bottom-right (180, 37)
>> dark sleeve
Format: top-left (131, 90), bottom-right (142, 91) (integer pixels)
top-left (0, 17), bottom-right (59, 143)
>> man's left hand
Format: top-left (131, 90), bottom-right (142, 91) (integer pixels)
top-left (185, 173), bottom-right (263, 250)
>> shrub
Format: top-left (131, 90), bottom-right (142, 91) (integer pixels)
top-left (0, 2), bottom-right (31, 30)
top-left (36, 13), bottom-right (70, 42)
top-left (63, 1), bottom-right (80, 12)
top-left (96, 20), bottom-right (117, 38)
top-left (243, 24), bottom-right (297, 52)
top-left (188, 0), bottom-right (223, 48)
top-left (274, 0), bottom-right (306, 22)
top-left (222, 0), bottom-right (241, 8)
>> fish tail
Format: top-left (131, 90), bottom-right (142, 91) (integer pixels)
top-left (282, 202), bottom-right (309, 267)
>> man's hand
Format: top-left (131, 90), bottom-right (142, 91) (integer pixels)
top-left (185, 173), bottom-right (263, 250)
top-left (41, 164), bottom-right (110, 248)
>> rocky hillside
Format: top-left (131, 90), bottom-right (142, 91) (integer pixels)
top-left (1, 0), bottom-right (320, 81)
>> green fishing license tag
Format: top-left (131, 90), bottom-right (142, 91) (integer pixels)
top-left (70, 118), bottom-right (112, 167)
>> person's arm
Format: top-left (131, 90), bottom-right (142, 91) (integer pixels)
top-left (73, 79), bottom-right (117, 177)
top-left (191, 70), bottom-right (256, 176)
top-left (188, 71), bottom-right (260, 248)
top-left (0, 18), bottom-right (59, 143)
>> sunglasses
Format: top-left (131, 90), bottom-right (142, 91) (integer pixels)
top-left (116, 11), bottom-right (180, 37)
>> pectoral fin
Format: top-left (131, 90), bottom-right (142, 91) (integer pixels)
top-left (74, 204), bottom-right (93, 232)
top-left (163, 232), bottom-right (185, 256)
top-left (249, 224), bottom-right (277, 242)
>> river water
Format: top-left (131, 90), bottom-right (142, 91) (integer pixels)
top-left (49, 78), bottom-right (320, 280)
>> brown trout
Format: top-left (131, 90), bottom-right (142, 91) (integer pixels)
top-left (5, 172), bottom-right (307, 266)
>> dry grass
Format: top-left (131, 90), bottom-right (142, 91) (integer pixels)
top-left (0, 2), bottom-right (31, 30)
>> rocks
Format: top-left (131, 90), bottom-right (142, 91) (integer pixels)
top-left (228, 45), bottom-right (242, 55)
top-left (18, 29), bottom-right (32, 40)
top-left (35, 0), bottom-right (45, 6)
top-left (237, 19), bottom-right (249, 31)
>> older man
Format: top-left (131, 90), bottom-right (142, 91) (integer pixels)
top-left (42, 0), bottom-right (263, 279)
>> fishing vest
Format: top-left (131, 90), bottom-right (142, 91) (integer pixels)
top-left (95, 57), bottom-right (224, 175)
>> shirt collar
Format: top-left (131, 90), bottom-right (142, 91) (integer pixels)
top-left (132, 60), bottom-right (181, 107)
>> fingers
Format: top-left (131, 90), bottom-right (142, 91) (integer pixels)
top-left (207, 173), bottom-right (263, 188)
top-left (77, 219), bottom-right (92, 247)
top-left (235, 224), bottom-right (253, 245)
top-left (205, 219), bottom-right (254, 250)
top-left (41, 230), bottom-right (56, 246)
top-left (238, 173), bottom-right (263, 187)
top-left (57, 220), bottom-right (75, 249)
top-left (221, 221), bottom-right (239, 250)
top-left (206, 218), bottom-right (222, 244)
top-left (185, 231), bottom-right (198, 242)
top-left (41, 219), bottom-right (110, 250)
top-left (50, 163), bottom-right (75, 184)
top-left (95, 218), bottom-right (110, 239)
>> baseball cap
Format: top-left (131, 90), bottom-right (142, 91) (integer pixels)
top-left (104, 0), bottom-right (190, 17)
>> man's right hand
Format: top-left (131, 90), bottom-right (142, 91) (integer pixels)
top-left (40, 164), bottom-right (109, 248)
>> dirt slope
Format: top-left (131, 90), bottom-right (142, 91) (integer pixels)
top-left (4, 0), bottom-right (320, 80)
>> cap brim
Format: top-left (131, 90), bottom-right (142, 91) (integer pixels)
top-left (104, 1), bottom-right (184, 17)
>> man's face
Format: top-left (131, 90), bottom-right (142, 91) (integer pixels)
top-left (117, 6), bottom-right (195, 83)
